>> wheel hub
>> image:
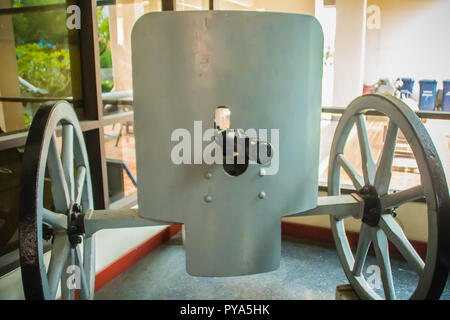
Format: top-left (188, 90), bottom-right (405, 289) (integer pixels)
top-left (67, 203), bottom-right (85, 247)
top-left (358, 185), bottom-right (382, 227)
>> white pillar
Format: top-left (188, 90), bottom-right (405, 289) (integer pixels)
top-left (333, 0), bottom-right (367, 107)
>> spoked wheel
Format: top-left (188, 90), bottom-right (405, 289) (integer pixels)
top-left (328, 94), bottom-right (450, 300)
top-left (19, 101), bottom-right (95, 300)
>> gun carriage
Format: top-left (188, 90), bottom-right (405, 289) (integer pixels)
top-left (18, 11), bottom-right (450, 300)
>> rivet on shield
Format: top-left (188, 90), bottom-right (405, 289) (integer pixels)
top-left (205, 172), bottom-right (213, 180)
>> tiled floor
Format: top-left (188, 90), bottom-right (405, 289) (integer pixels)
top-left (95, 234), bottom-right (450, 300)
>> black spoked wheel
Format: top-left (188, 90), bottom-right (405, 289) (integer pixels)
top-left (19, 101), bottom-right (95, 300)
top-left (328, 94), bottom-right (450, 300)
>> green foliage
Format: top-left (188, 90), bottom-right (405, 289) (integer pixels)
top-left (11, 0), bottom-right (69, 49)
top-left (98, 7), bottom-right (114, 90)
top-left (11, 0), bottom-right (71, 97)
top-left (10, 0), bottom-right (63, 6)
top-left (100, 47), bottom-right (112, 69)
top-left (16, 43), bottom-right (72, 97)
top-left (24, 113), bottom-right (31, 129)
top-left (10, 2), bottom-right (113, 97)
top-left (98, 8), bottom-right (112, 68)
top-left (102, 80), bottom-right (114, 93)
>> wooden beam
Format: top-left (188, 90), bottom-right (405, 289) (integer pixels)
top-left (0, 3), bottom-right (65, 16)
top-left (85, 128), bottom-right (109, 210)
top-left (0, 111), bottom-right (134, 151)
top-left (74, 0), bottom-right (109, 209)
top-left (77, 0), bottom-right (104, 120)
top-left (0, 2), bottom-right (24, 133)
top-left (161, 0), bottom-right (176, 11)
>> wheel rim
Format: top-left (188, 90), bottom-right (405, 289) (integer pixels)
top-left (328, 94), bottom-right (450, 300)
top-left (19, 101), bottom-right (95, 300)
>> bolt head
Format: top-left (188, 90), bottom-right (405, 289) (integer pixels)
top-left (205, 172), bottom-right (213, 180)
top-left (72, 203), bottom-right (81, 213)
top-left (70, 235), bottom-right (82, 246)
top-left (259, 169), bottom-right (266, 177)
top-left (204, 195), bottom-right (213, 203)
top-left (258, 192), bottom-right (266, 200)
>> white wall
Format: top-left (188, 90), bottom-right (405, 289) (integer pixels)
top-left (0, 226), bottom-right (166, 300)
top-left (213, 0), bottom-right (315, 14)
top-left (364, 0), bottom-right (450, 90)
top-left (333, 0), bottom-right (367, 107)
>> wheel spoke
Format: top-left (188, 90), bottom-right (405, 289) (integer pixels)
top-left (374, 121), bottom-right (398, 196)
top-left (47, 232), bottom-right (70, 299)
top-left (352, 223), bottom-right (372, 276)
top-left (355, 114), bottom-right (377, 185)
top-left (83, 236), bottom-right (96, 299)
top-left (379, 215), bottom-right (424, 275)
top-left (48, 135), bottom-right (70, 213)
top-left (371, 227), bottom-right (396, 300)
top-left (75, 166), bottom-right (86, 205)
top-left (75, 245), bottom-right (90, 300)
top-left (337, 154), bottom-right (364, 190)
top-left (42, 208), bottom-right (67, 230)
top-left (380, 185), bottom-right (424, 210)
top-left (61, 125), bottom-right (75, 201)
top-left (61, 249), bottom-right (75, 300)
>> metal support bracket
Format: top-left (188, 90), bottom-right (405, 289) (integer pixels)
top-left (84, 209), bottom-right (171, 236)
top-left (286, 194), bottom-right (364, 220)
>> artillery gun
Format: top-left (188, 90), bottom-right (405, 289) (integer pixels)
top-left (19, 11), bottom-right (449, 300)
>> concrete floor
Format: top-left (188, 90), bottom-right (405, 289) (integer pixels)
top-left (96, 235), bottom-right (450, 300)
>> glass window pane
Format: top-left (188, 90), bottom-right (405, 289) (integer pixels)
top-left (104, 122), bottom-right (137, 204)
top-left (215, 0), bottom-right (265, 11)
top-left (0, 1), bottom-right (83, 134)
top-left (0, 1), bottom-right (82, 262)
top-left (0, 147), bottom-right (21, 254)
top-left (176, 0), bottom-right (206, 11)
top-left (8, 0), bottom-right (65, 8)
top-left (319, 113), bottom-right (450, 192)
top-left (98, 0), bottom-right (161, 114)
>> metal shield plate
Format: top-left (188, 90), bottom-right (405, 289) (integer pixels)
top-left (132, 11), bottom-right (323, 276)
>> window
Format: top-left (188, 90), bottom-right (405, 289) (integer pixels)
top-left (0, 0), bottom-right (102, 273)
top-left (0, 0), bottom-right (82, 134)
top-left (97, 0), bottom-right (161, 205)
